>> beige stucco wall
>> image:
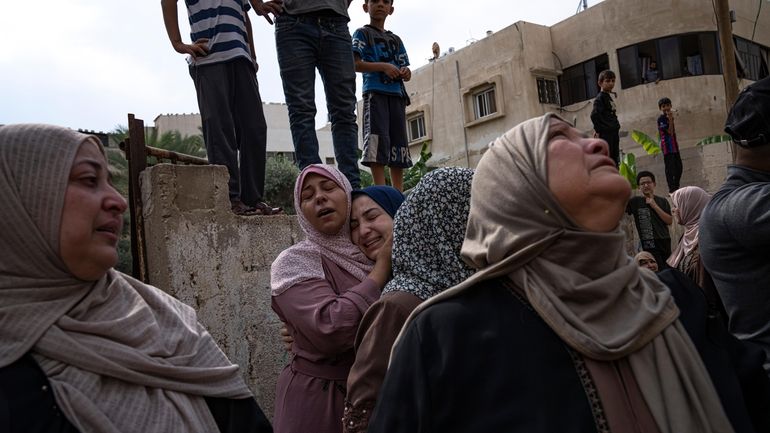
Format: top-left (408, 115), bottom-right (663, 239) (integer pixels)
top-left (552, 0), bottom-right (769, 156)
top-left (141, 163), bottom-right (300, 419)
top-left (397, 21), bottom-right (558, 168)
top-left (395, 0), bottom-right (768, 180)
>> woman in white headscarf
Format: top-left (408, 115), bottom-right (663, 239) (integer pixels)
top-left (0, 124), bottom-right (271, 433)
top-left (368, 114), bottom-right (770, 433)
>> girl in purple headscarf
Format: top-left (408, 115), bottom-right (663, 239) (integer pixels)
top-left (269, 165), bottom-right (396, 433)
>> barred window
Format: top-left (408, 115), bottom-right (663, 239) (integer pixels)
top-left (536, 77), bottom-right (560, 105)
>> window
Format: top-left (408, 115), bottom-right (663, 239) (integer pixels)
top-left (407, 114), bottom-right (426, 142)
top-left (735, 36), bottom-right (769, 81)
top-left (617, 32), bottom-right (722, 89)
top-left (473, 87), bottom-right (497, 119)
top-left (536, 77), bottom-right (560, 105)
top-left (558, 54), bottom-right (609, 106)
top-left (462, 76), bottom-right (504, 126)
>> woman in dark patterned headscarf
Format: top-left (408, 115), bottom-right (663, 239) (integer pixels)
top-left (343, 167), bottom-right (475, 433)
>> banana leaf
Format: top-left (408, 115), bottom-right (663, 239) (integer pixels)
top-left (696, 135), bottom-right (732, 146)
top-left (619, 152), bottom-right (637, 188)
top-left (630, 130), bottom-right (662, 155)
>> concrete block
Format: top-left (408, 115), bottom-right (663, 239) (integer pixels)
top-left (141, 164), bottom-right (303, 419)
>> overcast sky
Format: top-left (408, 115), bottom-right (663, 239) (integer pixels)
top-left (1, 0), bottom-right (605, 133)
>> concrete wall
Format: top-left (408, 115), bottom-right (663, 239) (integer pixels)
top-left (141, 163), bottom-right (301, 418)
top-left (396, 0), bottom-right (768, 174)
top-left (153, 103), bottom-right (339, 164)
top-left (395, 21), bottom-right (558, 168)
top-left (551, 0), bottom-right (769, 155)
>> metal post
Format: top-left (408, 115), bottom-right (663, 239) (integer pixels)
top-left (126, 114), bottom-right (149, 282)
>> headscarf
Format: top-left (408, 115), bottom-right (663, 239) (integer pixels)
top-left (382, 167), bottom-right (475, 300)
top-left (401, 114), bottom-right (733, 433)
top-left (0, 124), bottom-right (253, 433)
top-left (271, 164), bottom-right (374, 296)
top-left (352, 185), bottom-right (405, 219)
top-left (634, 251), bottom-right (659, 270)
top-left (667, 186), bottom-right (711, 268)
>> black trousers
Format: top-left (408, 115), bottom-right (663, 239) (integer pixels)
top-left (664, 152), bottom-right (683, 193)
top-left (190, 58), bottom-right (267, 206)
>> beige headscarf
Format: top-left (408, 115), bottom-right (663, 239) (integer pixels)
top-left (667, 186), bottom-right (711, 268)
top-left (401, 114), bottom-right (734, 433)
top-left (0, 124), bottom-right (252, 432)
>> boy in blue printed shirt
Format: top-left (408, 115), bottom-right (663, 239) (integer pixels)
top-left (657, 97), bottom-right (682, 193)
top-left (352, 0), bottom-right (412, 192)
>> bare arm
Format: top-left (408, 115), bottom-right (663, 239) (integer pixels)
top-left (244, 11), bottom-right (257, 70)
top-left (354, 54), bottom-right (401, 78)
top-left (249, 0), bottom-right (283, 24)
top-left (160, 0), bottom-right (209, 58)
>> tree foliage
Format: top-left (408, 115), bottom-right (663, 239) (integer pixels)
top-left (359, 141), bottom-right (434, 192)
top-left (696, 134), bottom-right (732, 146)
top-left (265, 155), bottom-right (300, 214)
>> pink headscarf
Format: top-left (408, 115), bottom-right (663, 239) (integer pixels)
top-left (270, 164), bottom-right (373, 296)
top-left (667, 186), bottom-right (712, 268)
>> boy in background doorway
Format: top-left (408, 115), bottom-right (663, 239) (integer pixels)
top-left (627, 171), bottom-right (673, 269)
top-left (352, 0), bottom-right (412, 192)
top-left (591, 70), bottom-right (621, 166)
top-left (658, 97), bottom-right (682, 193)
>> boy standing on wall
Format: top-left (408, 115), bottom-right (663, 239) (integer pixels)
top-left (591, 70), bottom-right (621, 166)
top-left (352, 0), bottom-right (413, 192)
top-left (657, 97), bottom-right (682, 193)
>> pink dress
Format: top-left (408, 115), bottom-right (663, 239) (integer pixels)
top-left (272, 256), bottom-right (380, 433)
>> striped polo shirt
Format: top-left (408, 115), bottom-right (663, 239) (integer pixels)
top-left (185, 0), bottom-right (251, 66)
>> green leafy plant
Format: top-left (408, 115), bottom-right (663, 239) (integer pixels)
top-left (630, 130), bottom-right (662, 155)
top-left (403, 142), bottom-right (433, 191)
top-left (264, 155), bottom-right (300, 214)
top-left (696, 134), bottom-right (732, 146)
top-left (619, 152), bottom-right (638, 189)
top-left (359, 141), bottom-right (434, 191)
top-left (110, 125), bottom-right (206, 160)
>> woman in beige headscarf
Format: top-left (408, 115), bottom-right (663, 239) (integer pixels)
top-left (368, 114), bottom-right (770, 433)
top-left (0, 124), bottom-right (271, 432)
top-left (668, 186), bottom-right (712, 286)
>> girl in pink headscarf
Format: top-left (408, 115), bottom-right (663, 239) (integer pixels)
top-left (270, 165), bottom-right (392, 433)
top-left (668, 186), bottom-right (712, 289)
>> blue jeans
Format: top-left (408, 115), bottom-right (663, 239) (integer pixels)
top-left (275, 13), bottom-right (360, 188)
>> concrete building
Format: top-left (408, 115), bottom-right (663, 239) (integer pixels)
top-left (154, 102), bottom-right (339, 164)
top-left (395, 0), bottom-right (770, 169)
